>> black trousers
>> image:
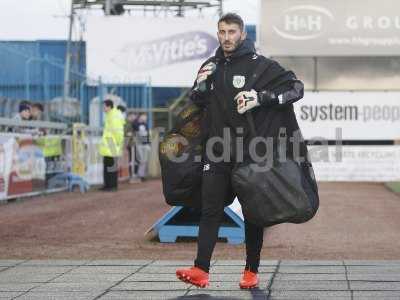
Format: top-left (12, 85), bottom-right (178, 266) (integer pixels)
top-left (194, 160), bottom-right (264, 273)
top-left (44, 156), bottom-right (62, 188)
top-left (103, 156), bottom-right (118, 189)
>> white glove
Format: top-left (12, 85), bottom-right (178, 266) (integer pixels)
top-left (234, 89), bottom-right (260, 114)
top-left (196, 62), bottom-right (216, 86)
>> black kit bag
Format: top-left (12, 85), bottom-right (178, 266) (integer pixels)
top-left (232, 125), bottom-right (319, 227)
top-left (231, 61), bottom-right (319, 227)
top-left (159, 102), bottom-right (205, 209)
top-left (159, 100), bottom-right (236, 209)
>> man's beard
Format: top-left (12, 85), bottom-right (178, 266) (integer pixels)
top-left (221, 38), bottom-right (243, 54)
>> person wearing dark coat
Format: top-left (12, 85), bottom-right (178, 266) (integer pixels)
top-left (175, 13), bottom-right (305, 289)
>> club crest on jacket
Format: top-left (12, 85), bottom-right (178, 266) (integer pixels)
top-left (233, 75), bottom-right (246, 89)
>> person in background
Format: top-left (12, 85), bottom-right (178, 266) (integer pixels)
top-left (125, 112), bottom-right (138, 179)
top-left (126, 112), bottom-right (138, 136)
top-left (30, 103), bottom-right (44, 121)
top-left (135, 113), bottom-right (151, 182)
top-left (34, 101), bottom-right (63, 187)
top-left (10, 102), bottom-right (34, 134)
top-left (117, 105), bottom-right (126, 117)
top-left (98, 100), bottom-right (125, 191)
top-left (14, 102), bottom-right (31, 121)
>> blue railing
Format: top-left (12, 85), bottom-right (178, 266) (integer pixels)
top-left (0, 42), bottom-right (152, 125)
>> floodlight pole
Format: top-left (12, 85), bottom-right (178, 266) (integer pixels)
top-left (63, 0), bottom-right (75, 102)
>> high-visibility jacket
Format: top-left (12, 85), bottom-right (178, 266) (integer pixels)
top-left (98, 108), bottom-right (125, 157)
top-left (36, 136), bottom-right (63, 157)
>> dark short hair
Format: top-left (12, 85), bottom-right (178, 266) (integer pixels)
top-left (32, 103), bottom-right (44, 112)
top-left (19, 103), bottom-right (30, 113)
top-left (117, 105), bottom-right (126, 112)
top-left (218, 13), bottom-right (244, 31)
top-left (104, 99), bottom-right (114, 108)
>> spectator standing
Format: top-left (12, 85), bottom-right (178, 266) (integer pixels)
top-left (10, 102), bottom-right (34, 134)
top-left (98, 100), bottom-right (125, 191)
top-left (13, 102), bottom-right (31, 121)
top-left (30, 103), bottom-right (44, 121)
top-left (125, 112), bottom-right (138, 179)
top-left (135, 113), bottom-right (151, 181)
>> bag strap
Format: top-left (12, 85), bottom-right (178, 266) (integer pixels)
top-left (243, 61), bottom-right (310, 162)
top-left (242, 60), bottom-right (271, 138)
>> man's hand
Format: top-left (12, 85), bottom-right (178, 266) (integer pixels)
top-left (195, 62), bottom-right (216, 92)
top-left (234, 89), bottom-right (260, 114)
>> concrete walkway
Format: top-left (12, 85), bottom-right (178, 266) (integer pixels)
top-left (1, 260), bottom-right (400, 299)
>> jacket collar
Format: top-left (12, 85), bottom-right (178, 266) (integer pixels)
top-left (215, 38), bottom-right (256, 63)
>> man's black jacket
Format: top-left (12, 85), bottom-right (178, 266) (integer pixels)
top-left (191, 38), bottom-right (307, 161)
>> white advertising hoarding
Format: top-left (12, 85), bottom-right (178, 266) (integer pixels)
top-left (0, 136), bottom-right (14, 201)
top-left (311, 146), bottom-right (400, 181)
top-left (294, 92), bottom-right (400, 140)
top-left (260, 0), bottom-right (400, 56)
top-left (86, 16), bottom-right (219, 87)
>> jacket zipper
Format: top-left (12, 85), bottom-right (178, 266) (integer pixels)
top-left (223, 60), bottom-right (228, 110)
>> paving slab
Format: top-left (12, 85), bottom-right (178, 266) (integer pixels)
top-left (347, 266), bottom-right (400, 274)
top-left (271, 280), bottom-right (349, 291)
top-left (349, 281), bottom-right (400, 290)
top-left (213, 260), bottom-right (278, 266)
top-left (211, 266), bottom-right (275, 274)
top-left (0, 260), bottom-right (397, 299)
top-left (348, 273), bottom-right (400, 281)
top-left (0, 283), bottom-right (39, 292)
top-left (98, 290), bottom-right (186, 299)
top-left (274, 273), bottom-right (347, 281)
top-left (0, 291), bottom-right (26, 298)
top-left (3, 266), bottom-right (74, 274)
top-left (344, 260), bottom-right (400, 266)
top-left (30, 282), bottom-right (114, 293)
top-left (269, 290), bottom-right (351, 299)
top-left (151, 260), bottom-right (198, 266)
top-left (138, 266), bottom-right (183, 274)
top-left (21, 260), bottom-right (89, 266)
top-left (211, 273), bottom-right (273, 283)
top-left (112, 281), bottom-right (190, 291)
top-left (52, 273), bottom-right (129, 283)
top-left (16, 292), bottom-right (100, 300)
top-left (0, 273), bottom-right (59, 283)
top-left (260, 260), bottom-right (279, 266)
top-left (122, 272), bottom-right (274, 283)
top-left (189, 280), bottom-right (269, 290)
top-left (280, 260), bottom-right (344, 266)
top-left (0, 260), bottom-right (25, 267)
top-left (210, 266), bottom-right (253, 274)
top-left (278, 266), bottom-right (346, 274)
top-left (86, 260), bottom-right (152, 266)
top-left (138, 265), bottom-right (276, 274)
top-left (123, 273), bottom-right (177, 282)
top-left (70, 266), bottom-right (139, 274)
top-left (353, 290), bottom-right (400, 299)
top-left (186, 289), bottom-right (269, 299)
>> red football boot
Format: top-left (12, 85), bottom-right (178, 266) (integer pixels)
top-left (176, 266), bottom-right (209, 288)
top-left (239, 269), bottom-right (259, 289)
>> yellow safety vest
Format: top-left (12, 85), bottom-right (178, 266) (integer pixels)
top-left (36, 136), bottom-right (63, 157)
top-left (98, 108), bottom-right (125, 157)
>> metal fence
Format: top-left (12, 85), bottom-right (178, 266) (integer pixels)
top-left (0, 42), bottom-right (152, 126)
top-left (0, 118), bottom-right (165, 202)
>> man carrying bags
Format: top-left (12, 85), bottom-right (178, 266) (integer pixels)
top-left (174, 13), bottom-right (314, 289)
